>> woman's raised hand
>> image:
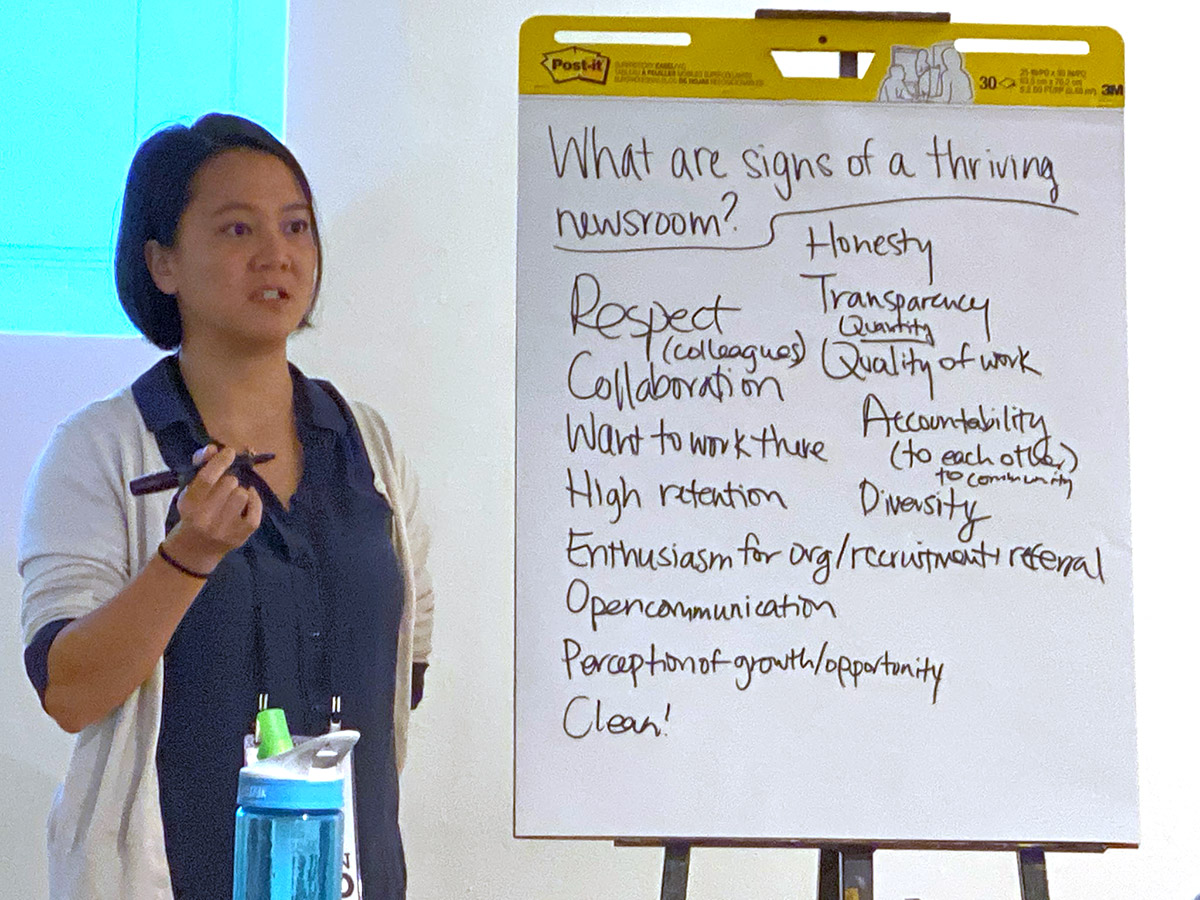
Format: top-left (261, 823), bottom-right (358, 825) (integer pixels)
top-left (161, 445), bottom-right (263, 575)
top-left (41, 445), bottom-right (263, 731)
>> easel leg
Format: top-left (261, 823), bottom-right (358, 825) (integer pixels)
top-left (817, 849), bottom-right (840, 900)
top-left (661, 842), bottom-right (691, 900)
top-left (1018, 848), bottom-right (1050, 900)
top-left (816, 847), bottom-right (874, 900)
top-left (843, 847), bottom-right (874, 900)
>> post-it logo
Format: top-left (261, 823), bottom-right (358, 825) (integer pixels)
top-left (542, 46), bottom-right (610, 85)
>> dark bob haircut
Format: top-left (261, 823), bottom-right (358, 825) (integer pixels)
top-left (114, 113), bottom-right (322, 350)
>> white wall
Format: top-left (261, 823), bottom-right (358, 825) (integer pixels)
top-left (3, 1), bottom-right (1197, 897)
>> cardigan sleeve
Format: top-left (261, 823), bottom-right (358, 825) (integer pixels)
top-left (18, 402), bottom-right (139, 647)
top-left (350, 402), bottom-right (434, 664)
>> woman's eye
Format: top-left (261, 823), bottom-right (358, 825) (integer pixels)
top-left (223, 222), bottom-right (251, 236)
top-left (286, 219), bottom-right (310, 235)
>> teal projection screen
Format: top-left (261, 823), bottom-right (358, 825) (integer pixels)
top-left (0, 0), bottom-right (287, 337)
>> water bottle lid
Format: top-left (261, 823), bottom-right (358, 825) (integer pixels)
top-left (237, 769), bottom-right (344, 811)
top-left (237, 730), bottom-right (358, 810)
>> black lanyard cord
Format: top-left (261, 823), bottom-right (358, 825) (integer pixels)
top-left (251, 554), bottom-right (343, 733)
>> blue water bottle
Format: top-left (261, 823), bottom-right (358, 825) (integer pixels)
top-left (232, 710), bottom-right (360, 900)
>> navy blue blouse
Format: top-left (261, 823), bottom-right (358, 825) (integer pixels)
top-left (26, 356), bottom-right (408, 899)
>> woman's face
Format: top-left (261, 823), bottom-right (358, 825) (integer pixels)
top-left (146, 148), bottom-right (317, 354)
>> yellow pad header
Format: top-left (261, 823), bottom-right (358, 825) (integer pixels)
top-left (520, 16), bottom-right (1123, 108)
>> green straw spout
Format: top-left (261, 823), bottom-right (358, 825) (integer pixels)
top-left (256, 708), bottom-right (294, 760)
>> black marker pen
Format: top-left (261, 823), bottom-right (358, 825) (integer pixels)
top-left (129, 452), bottom-right (276, 496)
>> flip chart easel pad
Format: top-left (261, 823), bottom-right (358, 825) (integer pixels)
top-left (515, 18), bottom-right (1134, 847)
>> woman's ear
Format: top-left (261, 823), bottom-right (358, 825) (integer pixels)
top-left (144, 240), bottom-right (177, 295)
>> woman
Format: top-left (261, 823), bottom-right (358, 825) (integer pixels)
top-left (19, 113), bottom-right (433, 898)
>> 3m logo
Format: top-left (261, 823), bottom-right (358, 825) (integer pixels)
top-left (542, 46), bottom-right (610, 84)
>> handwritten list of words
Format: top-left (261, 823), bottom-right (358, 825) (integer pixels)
top-left (515, 97), bottom-right (1136, 843)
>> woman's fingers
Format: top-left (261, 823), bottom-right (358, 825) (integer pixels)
top-left (168, 446), bottom-right (264, 567)
top-left (191, 443), bottom-right (219, 467)
top-left (188, 445), bottom-right (236, 494)
top-left (214, 483), bottom-right (254, 530)
top-left (242, 483), bottom-right (264, 528)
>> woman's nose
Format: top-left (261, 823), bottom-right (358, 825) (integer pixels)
top-left (252, 230), bottom-right (290, 270)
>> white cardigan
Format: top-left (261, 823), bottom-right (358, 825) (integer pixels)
top-left (19, 386), bottom-right (433, 899)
